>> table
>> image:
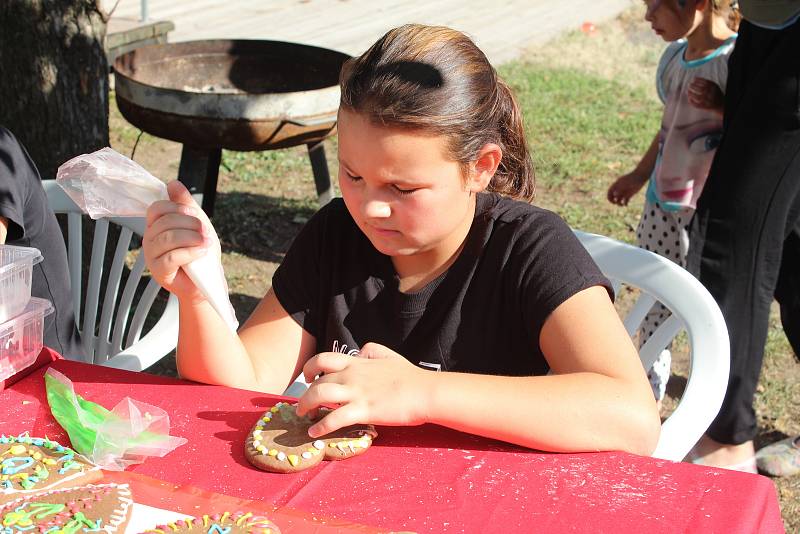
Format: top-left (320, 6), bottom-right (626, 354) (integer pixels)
top-left (0, 351), bottom-right (785, 533)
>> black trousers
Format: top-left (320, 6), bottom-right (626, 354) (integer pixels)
top-left (687, 19), bottom-right (800, 445)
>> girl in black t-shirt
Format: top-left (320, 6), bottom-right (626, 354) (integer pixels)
top-left (142, 25), bottom-right (660, 455)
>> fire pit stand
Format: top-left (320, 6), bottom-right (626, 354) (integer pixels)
top-left (113, 39), bottom-right (349, 216)
top-left (173, 140), bottom-right (332, 216)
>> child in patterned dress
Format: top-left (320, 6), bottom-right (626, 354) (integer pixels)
top-left (607, 0), bottom-right (738, 403)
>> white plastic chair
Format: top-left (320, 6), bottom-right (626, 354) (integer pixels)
top-left (43, 180), bottom-right (179, 371)
top-left (574, 230), bottom-right (730, 462)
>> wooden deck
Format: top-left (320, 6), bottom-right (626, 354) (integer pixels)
top-left (104, 0), bottom-right (635, 64)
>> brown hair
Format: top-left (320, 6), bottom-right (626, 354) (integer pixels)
top-left (339, 24), bottom-right (536, 202)
top-left (712, 0), bottom-right (741, 30)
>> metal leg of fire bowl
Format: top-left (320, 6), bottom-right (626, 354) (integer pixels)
top-left (307, 141), bottom-right (334, 206)
top-left (177, 145), bottom-right (222, 216)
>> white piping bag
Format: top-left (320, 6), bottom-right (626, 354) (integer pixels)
top-left (55, 147), bottom-right (239, 332)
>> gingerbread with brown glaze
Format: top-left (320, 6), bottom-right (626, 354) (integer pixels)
top-left (244, 402), bottom-right (377, 473)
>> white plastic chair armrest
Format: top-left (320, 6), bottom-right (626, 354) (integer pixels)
top-left (282, 376), bottom-right (311, 398)
top-left (101, 295), bottom-right (179, 372)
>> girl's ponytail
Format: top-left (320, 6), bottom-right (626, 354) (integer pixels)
top-left (489, 79), bottom-right (536, 203)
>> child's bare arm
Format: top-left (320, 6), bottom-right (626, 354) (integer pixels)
top-left (170, 289), bottom-right (315, 394)
top-left (143, 181), bottom-right (314, 394)
top-left (688, 77), bottom-right (724, 115)
top-left (297, 286), bottom-right (661, 456)
top-left (607, 134), bottom-right (659, 206)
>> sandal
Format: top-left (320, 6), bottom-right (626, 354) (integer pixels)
top-left (755, 435), bottom-right (800, 477)
top-left (690, 454), bottom-right (758, 473)
top-left (686, 442), bottom-right (758, 474)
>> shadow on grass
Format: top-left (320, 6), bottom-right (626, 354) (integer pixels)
top-left (666, 373), bottom-right (688, 401)
top-left (211, 191), bottom-right (318, 263)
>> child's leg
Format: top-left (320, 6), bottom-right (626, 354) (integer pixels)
top-left (636, 201), bottom-right (692, 400)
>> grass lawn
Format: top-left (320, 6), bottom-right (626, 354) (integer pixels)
top-left (110, 6), bottom-right (799, 530)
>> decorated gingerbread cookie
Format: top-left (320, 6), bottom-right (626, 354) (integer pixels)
top-left (143, 511), bottom-right (281, 533)
top-left (0, 433), bottom-right (102, 504)
top-left (244, 402), bottom-right (377, 473)
top-left (0, 483), bottom-right (132, 532)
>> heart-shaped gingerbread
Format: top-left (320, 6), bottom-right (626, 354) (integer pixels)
top-left (0, 433), bottom-right (102, 504)
top-left (0, 483), bottom-right (132, 532)
top-left (244, 402), bottom-right (377, 473)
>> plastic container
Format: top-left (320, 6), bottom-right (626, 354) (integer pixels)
top-left (0, 297), bottom-right (53, 381)
top-left (0, 244), bottom-right (43, 323)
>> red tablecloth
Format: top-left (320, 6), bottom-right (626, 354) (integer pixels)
top-left (0, 351), bottom-right (785, 533)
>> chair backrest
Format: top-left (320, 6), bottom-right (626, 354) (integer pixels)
top-left (574, 230), bottom-right (730, 462)
top-left (42, 180), bottom-right (178, 371)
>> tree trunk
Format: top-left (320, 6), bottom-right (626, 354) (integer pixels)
top-left (0, 0), bottom-right (108, 180)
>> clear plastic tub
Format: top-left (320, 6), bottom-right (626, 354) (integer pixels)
top-left (0, 297), bottom-right (53, 381)
top-left (0, 244), bottom-right (43, 323)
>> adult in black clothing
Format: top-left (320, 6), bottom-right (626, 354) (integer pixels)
top-left (686, 2), bottom-right (800, 473)
top-left (0, 126), bottom-right (83, 360)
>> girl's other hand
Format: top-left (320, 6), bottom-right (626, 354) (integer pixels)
top-left (607, 172), bottom-right (648, 206)
top-left (688, 78), bottom-right (724, 114)
top-left (143, 180), bottom-right (218, 303)
top-left (296, 342), bottom-right (432, 437)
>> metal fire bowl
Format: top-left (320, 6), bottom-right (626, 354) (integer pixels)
top-left (113, 40), bottom-right (350, 151)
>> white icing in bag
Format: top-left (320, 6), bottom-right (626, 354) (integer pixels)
top-left (56, 148), bottom-right (239, 331)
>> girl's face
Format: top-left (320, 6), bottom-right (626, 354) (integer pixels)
top-left (644, 0), bottom-right (700, 41)
top-left (337, 108), bottom-right (486, 271)
top-left (656, 90), bottom-right (722, 208)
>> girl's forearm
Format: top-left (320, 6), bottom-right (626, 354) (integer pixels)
top-left (175, 298), bottom-right (262, 390)
top-left (422, 371), bottom-right (660, 456)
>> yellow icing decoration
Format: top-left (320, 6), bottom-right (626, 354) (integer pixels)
top-left (236, 512), bottom-right (253, 526)
top-left (270, 406), bottom-right (279, 413)
top-left (267, 449), bottom-right (278, 457)
top-left (288, 454), bottom-right (300, 466)
top-left (221, 512), bottom-right (231, 523)
top-left (203, 515), bottom-right (210, 527)
top-left (9, 445), bottom-right (26, 455)
top-left (42, 458), bottom-right (57, 465)
top-left (256, 445), bottom-right (267, 454)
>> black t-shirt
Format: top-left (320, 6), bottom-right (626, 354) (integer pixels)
top-left (0, 127), bottom-right (83, 359)
top-left (272, 193), bottom-right (611, 376)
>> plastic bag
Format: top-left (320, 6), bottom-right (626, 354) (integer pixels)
top-left (56, 147), bottom-right (238, 331)
top-left (45, 367), bottom-right (188, 471)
